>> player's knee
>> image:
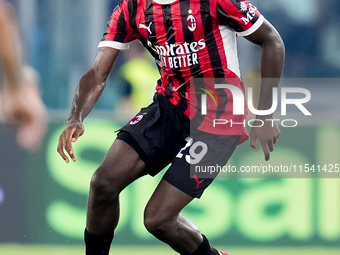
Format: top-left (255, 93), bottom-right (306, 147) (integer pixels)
top-left (144, 216), bottom-right (168, 236)
top-left (144, 210), bottom-right (173, 237)
top-left (90, 167), bottom-right (120, 201)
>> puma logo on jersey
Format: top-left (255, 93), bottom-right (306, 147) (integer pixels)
top-left (193, 175), bottom-right (204, 189)
top-left (139, 22), bottom-right (152, 34)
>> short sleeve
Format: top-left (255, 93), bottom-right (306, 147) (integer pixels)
top-left (216, 0), bottom-right (264, 37)
top-left (98, 0), bottom-right (136, 50)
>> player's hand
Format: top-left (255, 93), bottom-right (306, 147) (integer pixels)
top-left (2, 66), bottom-right (48, 151)
top-left (15, 83), bottom-right (48, 151)
top-left (57, 121), bottom-right (84, 163)
top-left (249, 116), bottom-right (280, 161)
top-left (3, 86), bottom-right (35, 126)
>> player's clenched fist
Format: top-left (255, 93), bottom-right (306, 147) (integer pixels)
top-left (57, 122), bottom-right (84, 163)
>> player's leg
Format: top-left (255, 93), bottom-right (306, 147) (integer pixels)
top-left (85, 138), bottom-right (147, 255)
top-left (85, 93), bottom-right (189, 255)
top-left (143, 132), bottom-right (240, 255)
top-left (144, 179), bottom-right (221, 255)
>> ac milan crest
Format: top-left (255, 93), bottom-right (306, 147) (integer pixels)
top-left (129, 114), bottom-right (144, 125)
top-left (187, 10), bottom-right (197, 32)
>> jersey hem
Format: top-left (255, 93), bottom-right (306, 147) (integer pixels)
top-left (97, 41), bottom-right (130, 50)
top-left (237, 15), bottom-right (265, 37)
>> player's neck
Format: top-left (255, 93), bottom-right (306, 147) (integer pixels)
top-left (152, 0), bottom-right (177, 5)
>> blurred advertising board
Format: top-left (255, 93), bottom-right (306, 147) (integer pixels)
top-left (13, 120), bottom-right (338, 246)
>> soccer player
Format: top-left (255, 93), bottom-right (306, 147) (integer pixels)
top-left (57, 0), bottom-right (284, 254)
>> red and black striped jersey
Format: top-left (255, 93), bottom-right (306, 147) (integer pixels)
top-left (99, 0), bottom-right (264, 142)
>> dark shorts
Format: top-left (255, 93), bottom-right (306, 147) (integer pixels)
top-left (117, 93), bottom-right (239, 198)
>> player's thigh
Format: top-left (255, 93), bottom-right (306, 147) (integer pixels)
top-left (144, 179), bottom-right (194, 221)
top-left (93, 138), bottom-right (147, 192)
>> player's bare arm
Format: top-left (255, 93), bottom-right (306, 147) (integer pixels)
top-left (0, 2), bottom-right (21, 92)
top-left (57, 47), bottom-right (120, 163)
top-left (0, 2), bottom-right (33, 125)
top-left (0, 2), bottom-right (48, 152)
top-left (245, 19), bottom-right (285, 161)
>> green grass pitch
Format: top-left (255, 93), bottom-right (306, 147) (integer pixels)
top-left (0, 245), bottom-right (340, 255)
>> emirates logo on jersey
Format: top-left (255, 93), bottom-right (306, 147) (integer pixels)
top-left (187, 14), bottom-right (197, 32)
top-left (152, 39), bottom-right (206, 69)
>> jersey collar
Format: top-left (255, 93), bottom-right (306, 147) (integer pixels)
top-left (152, 0), bottom-right (177, 4)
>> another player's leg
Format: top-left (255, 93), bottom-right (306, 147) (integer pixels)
top-left (85, 138), bottom-right (147, 255)
top-left (144, 179), bottom-right (223, 255)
